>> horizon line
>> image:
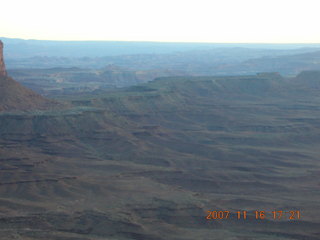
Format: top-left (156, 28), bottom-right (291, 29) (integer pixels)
top-left (1, 37), bottom-right (320, 45)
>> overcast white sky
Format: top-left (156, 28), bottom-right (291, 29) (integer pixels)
top-left (1, 0), bottom-right (319, 43)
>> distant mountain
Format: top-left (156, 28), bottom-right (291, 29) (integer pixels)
top-left (3, 37), bottom-right (320, 58)
top-left (3, 37), bottom-right (320, 80)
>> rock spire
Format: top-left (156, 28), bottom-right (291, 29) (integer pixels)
top-left (0, 40), bottom-right (7, 76)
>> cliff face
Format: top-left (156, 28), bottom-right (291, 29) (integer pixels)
top-left (0, 40), bottom-right (7, 76)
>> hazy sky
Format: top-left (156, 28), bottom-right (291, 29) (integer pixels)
top-left (1, 0), bottom-right (319, 43)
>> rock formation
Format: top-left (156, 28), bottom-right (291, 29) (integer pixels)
top-left (0, 40), bottom-right (7, 76)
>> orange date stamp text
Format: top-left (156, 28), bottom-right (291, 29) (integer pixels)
top-left (206, 210), bottom-right (301, 220)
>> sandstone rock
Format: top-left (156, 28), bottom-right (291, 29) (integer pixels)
top-left (0, 40), bottom-right (7, 76)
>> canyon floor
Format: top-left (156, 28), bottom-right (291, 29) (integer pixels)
top-left (0, 73), bottom-right (320, 239)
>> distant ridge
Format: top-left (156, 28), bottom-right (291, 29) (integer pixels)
top-left (296, 70), bottom-right (320, 80)
top-left (2, 37), bottom-right (320, 58)
top-left (0, 40), bottom-right (60, 112)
